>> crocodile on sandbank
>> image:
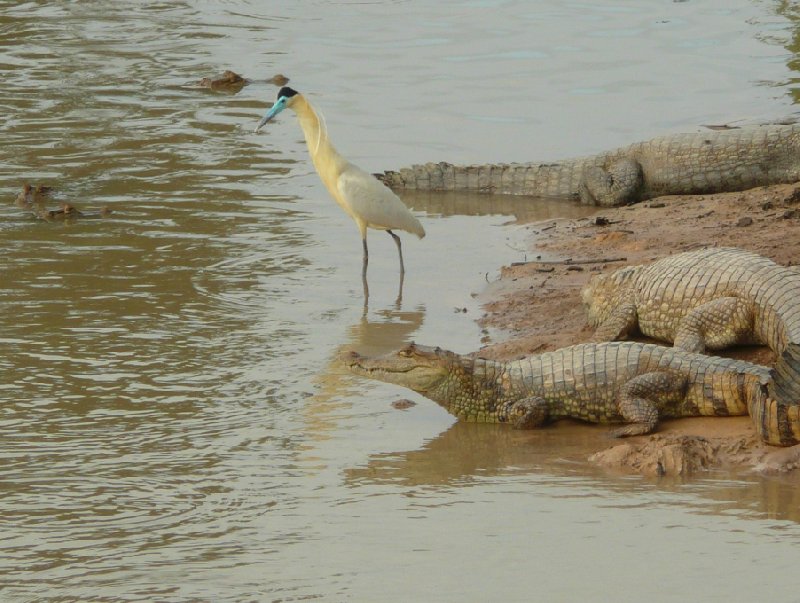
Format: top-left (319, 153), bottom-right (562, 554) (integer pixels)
top-left (376, 125), bottom-right (800, 206)
top-left (345, 341), bottom-right (774, 439)
top-left (583, 247), bottom-right (800, 445)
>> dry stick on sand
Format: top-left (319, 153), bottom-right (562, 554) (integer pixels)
top-left (511, 256), bottom-right (627, 267)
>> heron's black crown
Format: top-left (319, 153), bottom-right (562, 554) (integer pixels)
top-left (278, 87), bottom-right (299, 99)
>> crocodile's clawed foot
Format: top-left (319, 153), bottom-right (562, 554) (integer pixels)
top-left (609, 422), bottom-right (655, 438)
top-left (507, 397), bottom-right (548, 429)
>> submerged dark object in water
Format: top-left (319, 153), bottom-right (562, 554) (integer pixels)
top-left (15, 183), bottom-right (34, 208)
top-left (15, 183), bottom-right (52, 209)
top-left (266, 73), bottom-right (289, 86)
top-left (11, 185), bottom-right (111, 221)
top-left (38, 202), bottom-right (111, 221)
top-left (198, 70), bottom-right (250, 91)
top-left (39, 202), bottom-right (82, 220)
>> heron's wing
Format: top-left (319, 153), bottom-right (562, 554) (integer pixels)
top-left (337, 164), bottom-right (423, 235)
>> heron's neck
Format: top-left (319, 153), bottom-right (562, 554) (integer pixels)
top-left (292, 95), bottom-right (348, 181)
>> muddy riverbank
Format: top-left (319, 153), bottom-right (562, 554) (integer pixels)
top-left (477, 183), bottom-right (800, 476)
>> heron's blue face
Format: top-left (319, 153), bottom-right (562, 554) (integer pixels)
top-left (254, 96), bottom-right (290, 133)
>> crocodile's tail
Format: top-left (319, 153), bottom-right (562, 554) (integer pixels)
top-left (771, 342), bottom-right (800, 402)
top-left (750, 371), bottom-right (800, 446)
top-left (377, 162), bottom-right (517, 193)
top-left (375, 161), bottom-right (583, 199)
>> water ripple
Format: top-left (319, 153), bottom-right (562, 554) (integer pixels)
top-left (2, 1), bottom-right (800, 601)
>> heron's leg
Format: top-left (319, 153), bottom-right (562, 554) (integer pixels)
top-left (387, 230), bottom-right (405, 274)
top-left (361, 237), bottom-right (369, 301)
top-left (395, 269), bottom-right (404, 307)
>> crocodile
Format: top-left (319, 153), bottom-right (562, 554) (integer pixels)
top-left (345, 341), bottom-right (778, 439)
top-left (376, 125), bottom-right (800, 206)
top-left (12, 185), bottom-right (111, 221)
top-left (15, 183), bottom-right (52, 209)
top-left (37, 202), bottom-right (112, 221)
top-left (583, 247), bottom-right (800, 445)
top-left (582, 247), bottom-right (800, 408)
top-left (198, 70), bottom-right (250, 92)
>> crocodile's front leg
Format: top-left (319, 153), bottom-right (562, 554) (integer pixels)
top-left (611, 371), bottom-right (688, 437)
top-left (590, 301), bottom-right (639, 342)
top-left (579, 158), bottom-right (644, 206)
top-left (673, 297), bottom-right (756, 353)
top-left (499, 396), bottom-right (549, 429)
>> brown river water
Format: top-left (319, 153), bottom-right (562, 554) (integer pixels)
top-left (2, 1), bottom-right (800, 601)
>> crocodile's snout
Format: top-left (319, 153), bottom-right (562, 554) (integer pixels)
top-left (342, 349), bottom-right (364, 366)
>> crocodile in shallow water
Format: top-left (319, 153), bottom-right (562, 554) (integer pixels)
top-left (198, 70), bottom-right (250, 92)
top-left (13, 184), bottom-right (111, 221)
top-left (345, 341), bottom-right (774, 439)
top-left (583, 247), bottom-right (800, 445)
top-left (376, 125), bottom-right (800, 206)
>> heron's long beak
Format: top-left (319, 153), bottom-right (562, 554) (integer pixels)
top-left (254, 97), bottom-right (287, 133)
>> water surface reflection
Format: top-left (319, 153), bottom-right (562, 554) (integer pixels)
top-left (3, 1), bottom-right (800, 601)
top-left (346, 420), bottom-right (800, 523)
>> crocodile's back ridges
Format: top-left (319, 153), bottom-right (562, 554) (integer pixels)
top-left (510, 342), bottom-right (762, 422)
top-left (598, 248), bottom-right (800, 362)
top-left (377, 157), bottom-right (605, 199)
top-left (633, 126), bottom-right (800, 197)
top-left (377, 125), bottom-right (800, 205)
top-left (636, 248), bottom-right (800, 400)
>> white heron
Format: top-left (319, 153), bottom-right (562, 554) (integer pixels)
top-left (254, 87), bottom-right (425, 284)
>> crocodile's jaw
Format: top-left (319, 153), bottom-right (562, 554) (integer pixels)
top-left (344, 344), bottom-right (451, 393)
top-left (346, 344), bottom-right (522, 423)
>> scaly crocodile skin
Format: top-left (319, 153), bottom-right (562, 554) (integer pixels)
top-left (345, 341), bottom-right (773, 440)
top-left (584, 247), bottom-right (800, 445)
top-left (376, 125), bottom-right (800, 206)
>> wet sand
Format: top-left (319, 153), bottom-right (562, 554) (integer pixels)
top-left (476, 183), bottom-right (800, 476)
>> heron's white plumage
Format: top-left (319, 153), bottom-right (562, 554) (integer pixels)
top-left (337, 164), bottom-right (425, 238)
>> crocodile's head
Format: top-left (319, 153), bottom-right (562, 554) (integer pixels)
top-left (344, 343), bottom-right (454, 393)
top-left (581, 265), bottom-right (639, 326)
top-left (344, 343), bottom-right (510, 422)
